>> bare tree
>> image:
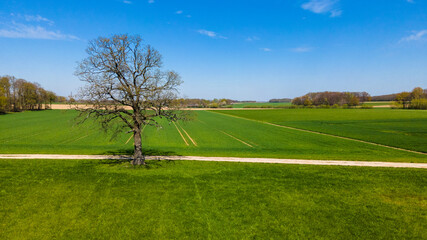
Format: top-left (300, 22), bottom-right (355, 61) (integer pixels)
top-left (75, 34), bottom-right (185, 165)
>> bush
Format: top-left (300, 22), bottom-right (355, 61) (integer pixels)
top-left (360, 104), bottom-right (373, 109)
top-left (319, 104), bottom-right (331, 109)
top-left (391, 101), bottom-right (402, 109)
top-left (209, 103), bottom-right (219, 108)
top-left (409, 99), bottom-right (427, 109)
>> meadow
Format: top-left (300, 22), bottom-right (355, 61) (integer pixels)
top-left (1, 109), bottom-right (426, 239)
top-left (216, 108), bottom-right (427, 153)
top-left (0, 159), bottom-right (426, 239)
top-left (0, 110), bottom-right (426, 162)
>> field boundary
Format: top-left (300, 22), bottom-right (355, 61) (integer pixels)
top-left (211, 111), bottom-right (427, 156)
top-left (0, 154), bottom-right (426, 168)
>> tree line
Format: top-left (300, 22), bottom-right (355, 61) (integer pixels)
top-left (0, 75), bottom-right (64, 113)
top-left (174, 98), bottom-right (234, 108)
top-left (292, 91), bottom-right (371, 107)
top-left (395, 87), bottom-right (427, 109)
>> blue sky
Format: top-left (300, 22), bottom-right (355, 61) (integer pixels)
top-left (0, 0), bottom-right (426, 101)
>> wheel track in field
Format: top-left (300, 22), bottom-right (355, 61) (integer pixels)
top-left (173, 122), bottom-right (189, 146)
top-left (197, 119), bottom-right (255, 148)
top-left (0, 154), bottom-right (426, 168)
top-left (209, 111), bottom-right (427, 156)
top-left (177, 122), bottom-right (198, 147)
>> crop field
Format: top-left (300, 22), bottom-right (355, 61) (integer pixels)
top-left (1, 159), bottom-right (426, 239)
top-left (216, 108), bottom-right (427, 154)
top-left (0, 109), bottom-right (426, 162)
top-left (1, 109), bottom-right (426, 239)
top-left (231, 102), bottom-right (292, 108)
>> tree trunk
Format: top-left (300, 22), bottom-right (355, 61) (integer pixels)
top-left (131, 130), bottom-right (145, 165)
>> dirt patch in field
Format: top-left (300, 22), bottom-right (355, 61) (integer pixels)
top-left (373, 105), bottom-right (392, 108)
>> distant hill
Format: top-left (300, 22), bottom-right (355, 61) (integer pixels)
top-left (371, 89), bottom-right (427, 101)
top-left (371, 94), bottom-right (398, 101)
top-left (269, 98), bottom-right (292, 103)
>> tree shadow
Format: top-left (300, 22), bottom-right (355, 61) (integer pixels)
top-left (99, 156), bottom-right (176, 169)
top-left (99, 148), bottom-right (180, 168)
top-left (102, 148), bottom-right (179, 156)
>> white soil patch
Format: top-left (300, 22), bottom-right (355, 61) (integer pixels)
top-left (373, 105), bottom-right (392, 108)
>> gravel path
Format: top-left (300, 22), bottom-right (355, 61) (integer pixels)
top-left (0, 154), bottom-right (426, 169)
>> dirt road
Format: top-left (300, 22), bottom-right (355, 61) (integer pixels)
top-left (0, 154), bottom-right (426, 168)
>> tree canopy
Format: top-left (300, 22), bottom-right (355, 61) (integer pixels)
top-left (75, 34), bottom-right (185, 165)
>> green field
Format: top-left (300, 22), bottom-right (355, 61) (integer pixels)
top-left (216, 108), bottom-right (427, 153)
top-left (231, 102), bottom-right (292, 108)
top-left (0, 110), bottom-right (426, 162)
top-left (363, 101), bottom-right (393, 106)
top-left (1, 159), bottom-right (426, 239)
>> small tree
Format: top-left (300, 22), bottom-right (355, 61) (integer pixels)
top-left (75, 34), bottom-right (185, 165)
top-left (411, 87), bottom-right (425, 100)
top-left (395, 92), bottom-right (411, 109)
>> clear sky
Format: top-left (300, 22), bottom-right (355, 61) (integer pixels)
top-left (0, 0), bottom-right (426, 101)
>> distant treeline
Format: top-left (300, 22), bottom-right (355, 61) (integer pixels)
top-left (174, 98), bottom-right (235, 108)
top-left (289, 88), bottom-right (427, 109)
top-left (371, 88), bottom-right (427, 102)
top-left (0, 75), bottom-right (65, 113)
top-left (370, 94), bottom-right (398, 101)
top-left (292, 91), bottom-right (371, 107)
top-left (394, 87), bottom-right (427, 109)
top-left (269, 98), bottom-right (292, 103)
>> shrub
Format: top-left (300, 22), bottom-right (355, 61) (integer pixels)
top-left (391, 101), bottom-right (403, 109)
top-left (319, 104), bottom-right (331, 109)
top-left (409, 99), bottom-right (427, 109)
top-left (209, 103), bottom-right (219, 108)
top-left (360, 104), bottom-right (373, 109)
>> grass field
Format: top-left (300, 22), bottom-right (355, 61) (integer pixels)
top-left (216, 108), bottom-right (427, 153)
top-left (363, 101), bottom-right (393, 106)
top-left (231, 102), bottom-right (292, 108)
top-left (0, 159), bottom-right (426, 239)
top-left (1, 110), bottom-right (426, 162)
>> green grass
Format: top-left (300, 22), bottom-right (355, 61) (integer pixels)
top-left (0, 159), bottom-right (426, 239)
top-left (362, 101), bottom-right (393, 106)
top-left (215, 108), bottom-right (427, 153)
top-left (232, 102), bottom-right (292, 108)
top-left (1, 110), bottom-right (426, 162)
